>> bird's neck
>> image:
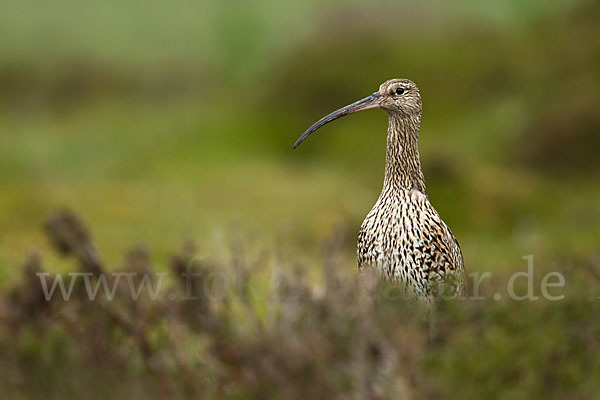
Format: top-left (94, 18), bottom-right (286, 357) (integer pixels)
top-left (383, 113), bottom-right (426, 194)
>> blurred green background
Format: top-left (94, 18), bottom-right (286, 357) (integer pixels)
top-left (1, 0), bottom-right (599, 279)
top-left (1, 1), bottom-right (600, 399)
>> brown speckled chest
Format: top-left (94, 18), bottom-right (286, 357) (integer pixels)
top-left (357, 187), bottom-right (464, 298)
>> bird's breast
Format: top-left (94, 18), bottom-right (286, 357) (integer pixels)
top-left (356, 188), bottom-right (465, 298)
top-left (357, 190), bottom-right (425, 278)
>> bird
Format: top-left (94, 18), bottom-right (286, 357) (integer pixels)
top-left (294, 79), bottom-right (465, 299)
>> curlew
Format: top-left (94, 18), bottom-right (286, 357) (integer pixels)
top-left (294, 79), bottom-right (465, 299)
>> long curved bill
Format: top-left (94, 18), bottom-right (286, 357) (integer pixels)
top-left (293, 92), bottom-right (382, 148)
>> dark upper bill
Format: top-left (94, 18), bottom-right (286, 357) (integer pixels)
top-left (293, 92), bottom-right (382, 149)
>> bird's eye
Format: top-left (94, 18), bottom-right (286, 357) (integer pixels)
top-left (395, 87), bottom-right (405, 95)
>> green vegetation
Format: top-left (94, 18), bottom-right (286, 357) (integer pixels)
top-left (1, 0), bottom-right (599, 398)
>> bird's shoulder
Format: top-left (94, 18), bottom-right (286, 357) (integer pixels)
top-left (410, 189), bottom-right (463, 267)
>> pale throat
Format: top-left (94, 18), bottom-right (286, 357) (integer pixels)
top-left (383, 113), bottom-right (426, 194)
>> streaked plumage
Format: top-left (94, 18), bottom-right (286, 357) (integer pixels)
top-left (295, 79), bottom-right (465, 299)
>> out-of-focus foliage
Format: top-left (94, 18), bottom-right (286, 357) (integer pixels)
top-left (0, 0), bottom-right (599, 398)
top-left (1, 210), bottom-right (599, 399)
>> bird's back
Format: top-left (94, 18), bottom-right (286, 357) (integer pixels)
top-left (357, 188), bottom-right (465, 299)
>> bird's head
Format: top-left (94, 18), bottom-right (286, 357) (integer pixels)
top-left (293, 78), bottom-right (421, 148)
top-left (378, 78), bottom-right (421, 117)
